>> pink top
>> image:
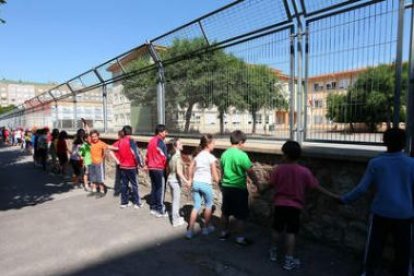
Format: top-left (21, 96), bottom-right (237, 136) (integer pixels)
top-left (270, 163), bottom-right (319, 210)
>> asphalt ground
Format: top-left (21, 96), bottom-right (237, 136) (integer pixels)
top-left (0, 145), bottom-right (362, 276)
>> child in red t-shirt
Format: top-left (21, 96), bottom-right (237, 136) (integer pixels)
top-left (269, 141), bottom-right (338, 270)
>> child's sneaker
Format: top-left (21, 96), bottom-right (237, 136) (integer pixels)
top-left (185, 230), bottom-right (194, 240)
top-left (218, 231), bottom-right (230, 241)
top-left (235, 237), bottom-right (252, 247)
top-left (133, 203), bottom-right (143, 209)
top-left (201, 225), bottom-right (215, 235)
top-left (172, 217), bottom-right (186, 227)
top-left (269, 247), bottom-right (278, 262)
top-left (283, 256), bottom-right (300, 270)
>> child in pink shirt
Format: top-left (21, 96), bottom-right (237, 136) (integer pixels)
top-left (269, 140), bottom-right (338, 270)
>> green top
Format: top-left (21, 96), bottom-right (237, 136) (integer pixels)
top-left (220, 147), bottom-right (252, 189)
top-left (79, 143), bottom-right (92, 166)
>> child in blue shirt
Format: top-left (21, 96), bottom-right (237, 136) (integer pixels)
top-left (340, 128), bottom-right (414, 276)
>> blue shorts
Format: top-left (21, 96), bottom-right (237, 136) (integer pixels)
top-left (192, 181), bottom-right (213, 211)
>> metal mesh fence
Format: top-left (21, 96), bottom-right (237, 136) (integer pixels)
top-left (0, 0), bottom-right (413, 147)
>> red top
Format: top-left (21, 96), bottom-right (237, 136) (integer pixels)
top-left (116, 136), bottom-right (138, 169)
top-left (270, 163), bottom-right (319, 210)
top-left (56, 139), bottom-right (67, 154)
top-left (146, 136), bottom-right (167, 170)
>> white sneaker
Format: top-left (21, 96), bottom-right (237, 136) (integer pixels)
top-left (120, 202), bottom-right (132, 209)
top-left (269, 247), bottom-right (277, 262)
top-left (283, 256), bottom-right (300, 270)
top-left (133, 203), bottom-right (143, 209)
top-left (201, 225), bottom-right (215, 235)
top-left (172, 218), bottom-right (186, 227)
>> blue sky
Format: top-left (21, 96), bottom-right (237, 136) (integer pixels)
top-left (0, 0), bottom-right (234, 83)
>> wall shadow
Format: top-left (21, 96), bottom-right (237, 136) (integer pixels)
top-left (0, 145), bottom-right (73, 211)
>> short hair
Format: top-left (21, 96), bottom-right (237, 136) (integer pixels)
top-left (383, 128), bottom-right (406, 152)
top-left (58, 131), bottom-right (68, 140)
top-left (90, 129), bottom-right (100, 136)
top-left (230, 130), bottom-right (247, 145)
top-left (282, 140), bottom-right (301, 161)
top-left (122, 125), bottom-right (132, 136)
top-left (155, 124), bottom-right (167, 135)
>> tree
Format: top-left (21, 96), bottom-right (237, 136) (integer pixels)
top-left (243, 64), bottom-right (287, 134)
top-left (0, 104), bottom-right (15, 115)
top-left (326, 63), bottom-right (408, 132)
top-left (122, 37), bottom-right (288, 134)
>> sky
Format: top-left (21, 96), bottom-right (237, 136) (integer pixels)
top-left (0, 0), bottom-right (234, 83)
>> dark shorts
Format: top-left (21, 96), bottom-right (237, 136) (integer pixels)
top-left (88, 163), bottom-right (104, 183)
top-left (221, 187), bottom-right (249, 220)
top-left (273, 206), bottom-right (301, 234)
top-left (57, 153), bottom-right (68, 166)
top-left (70, 159), bottom-right (83, 176)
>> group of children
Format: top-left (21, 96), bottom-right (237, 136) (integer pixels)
top-left (2, 123), bottom-right (412, 275)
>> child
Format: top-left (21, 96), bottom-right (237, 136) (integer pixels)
top-left (269, 140), bottom-right (338, 270)
top-left (116, 125), bottom-right (144, 208)
top-left (88, 129), bottom-right (117, 196)
top-left (186, 134), bottom-right (219, 239)
top-left (219, 130), bottom-right (259, 246)
top-left (340, 128), bottom-right (414, 276)
top-left (49, 129), bottom-right (60, 174)
top-left (79, 133), bottom-right (92, 191)
top-left (167, 138), bottom-right (189, 227)
top-left (112, 130), bottom-right (125, 196)
top-left (57, 131), bottom-right (70, 179)
top-left (70, 132), bottom-right (84, 187)
top-left (37, 128), bottom-right (49, 171)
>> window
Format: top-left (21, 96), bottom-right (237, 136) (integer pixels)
top-left (313, 83), bottom-right (324, 91)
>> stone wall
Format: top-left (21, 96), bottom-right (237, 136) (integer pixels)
top-left (96, 137), bottom-right (373, 254)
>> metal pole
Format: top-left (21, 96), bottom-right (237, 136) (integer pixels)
top-left (393, 0), bottom-right (405, 128)
top-left (289, 26), bottom-right (295, 140)
top-left (296, 20), bottom-right (304, 144)
top-left (102, 84), bottom-right (108, 133)
top-left (406, 5), bottom-right (414, 156)
top-left (147, 42), bottom-right (166, 125)
top-left (55, 100), bottom-right (59, 129)
top-left (73, 94), bottom-right (77, 130)
top-left (303, 23), bottom-right (309, 141)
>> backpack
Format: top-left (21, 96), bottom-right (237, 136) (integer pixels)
top-left (37, 135), bottom-right (48, 150)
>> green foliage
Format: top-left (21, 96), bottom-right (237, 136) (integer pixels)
top-left (122, 37), bottom-right (287, 133)
top-left (0, 0), bottom-right (6, 24)
top-left (0, 105), bottom-right (15, 115)
top-left (326, 63), bottom-right (408, 131)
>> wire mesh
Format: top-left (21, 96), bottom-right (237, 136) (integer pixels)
top-left (305, 0), bottom-right (406, 143)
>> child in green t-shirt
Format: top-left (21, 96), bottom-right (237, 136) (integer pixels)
top-left (219, 130), bottom-right (258, 246)
top-left (79, 134), bottom-right (92, 191)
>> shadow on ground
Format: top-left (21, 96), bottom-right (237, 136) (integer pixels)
top-left (0, 145), bottom-right (73, 211)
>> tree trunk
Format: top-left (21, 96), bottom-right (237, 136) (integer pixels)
top-left (349, 122), bottom-right (355, 133)
top-left (252, 110), bottom-right (257, 134)
top-left (219, 111), bottom-right (225, 135)
top-left (184, 102), bottom-right (195, 133)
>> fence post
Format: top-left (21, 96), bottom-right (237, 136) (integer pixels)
top-left (102, 84), bottom-right (108, 133)
top-left (147, 42), bottom-right (166, 125)
top-left (289, 26), bottom-right (295, 140)
top-left (407, 4), bottom-right (414, 156)
top-left (393, 0), bottom-right (405, 128)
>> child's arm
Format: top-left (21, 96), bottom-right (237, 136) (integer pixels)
top-left (187, 160), bottom-right (196, 188)
top-left (176, 159), bottom-right (189, 186)
top-left (81, 118), bottom-right (90, 133)
top-left (210, 160), bottom-right (220, 184)
top-left (107, 145), bottom-right (118, 151)
top-left (341, 165), bottom-right (374, 204)
top-left (315, 185), bottom-right (341, 200)
top-left (108, 150), bottom-right (120, 165)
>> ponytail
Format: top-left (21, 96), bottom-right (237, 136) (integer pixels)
top-left (193, 134), bottom-right (213, 157)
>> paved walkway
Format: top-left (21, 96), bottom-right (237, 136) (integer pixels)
top-left (0, 145), bottom-right (361, 276)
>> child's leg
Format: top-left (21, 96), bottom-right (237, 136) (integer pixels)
top-left (201, 184), bottom-right (214, 228)
top-left (391, 218), bottom-right (412, 276)
top-left (187, 183), bottom-right (202, 235)
top-left (363, 215), bottom-right (388, 275)
top-left (285, 233), bottom-right (296, 257)
top-left (169, 180), bottom-right (181, 223)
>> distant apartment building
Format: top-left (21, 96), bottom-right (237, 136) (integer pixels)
top-left (0, 79), bottom-right (57, 107)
